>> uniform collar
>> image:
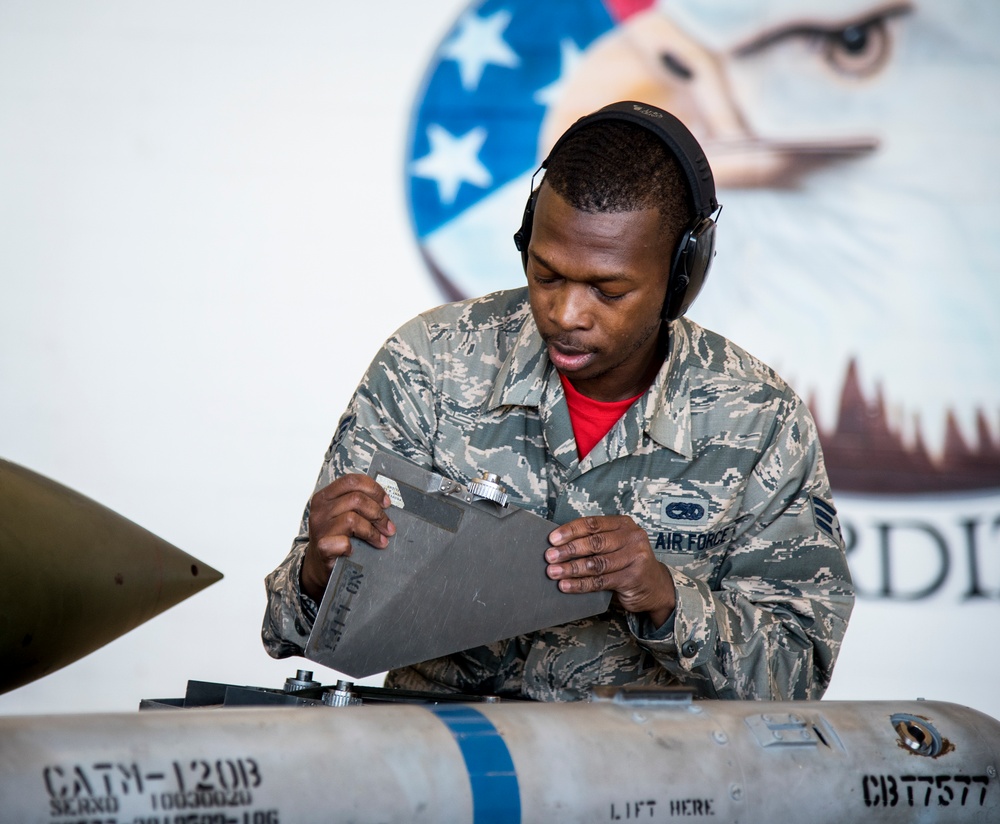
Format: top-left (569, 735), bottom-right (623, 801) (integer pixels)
top-left (487, 306), bottom-right (549, 411)
top-left (642, 319), bottom-right (694, 459)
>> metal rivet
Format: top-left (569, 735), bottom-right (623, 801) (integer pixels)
top-left (713, 730), bottom-right (728, 744)
top-left (988, 766), bottom-right (997, 778)
top-left (773, 730), bottom-right (784, 740)
top-left (730, 784), bottom-right (743, 801)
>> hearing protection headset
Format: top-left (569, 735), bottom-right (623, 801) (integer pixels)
top-left (513, 101), bottom-right (720, 321)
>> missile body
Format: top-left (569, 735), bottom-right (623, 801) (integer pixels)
top-left (1, 692), bottom-right (997, 823)
top-left (0, 459), bottom-right (222, 694)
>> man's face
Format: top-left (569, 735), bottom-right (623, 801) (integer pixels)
top-left (526, 183), bottom-right (674, 403)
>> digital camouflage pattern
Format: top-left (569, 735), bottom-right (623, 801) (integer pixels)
top-left (263, 288), bottom-right (854, 701)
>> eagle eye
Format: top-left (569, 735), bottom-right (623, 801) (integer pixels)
top-left (824, 17), bottom-right (892, 77)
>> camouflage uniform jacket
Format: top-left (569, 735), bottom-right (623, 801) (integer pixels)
top-left (263, 287), bottom-right (854, 701)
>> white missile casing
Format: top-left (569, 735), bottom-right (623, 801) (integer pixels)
top-left (2, 693), bottom-right (998, 823)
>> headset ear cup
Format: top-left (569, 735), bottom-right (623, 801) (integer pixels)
top-left (663, 232), bottom-right (692, 322)
top-left (513, 188), bottom-right (539, 272)
top-left (662, 218), bottom-right (716, 321)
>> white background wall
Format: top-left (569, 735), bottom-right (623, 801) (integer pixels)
top-left (1, 0), bottom-right (997, 719)
top-left (0, 0), bottom-right (448, 711)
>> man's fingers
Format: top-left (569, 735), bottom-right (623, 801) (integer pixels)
top-left (548, 515), bottom-right (617, 547)
top-left (311, 504), bottom-right (397, 561)
top-left (311, 532), bottom-right (355, 559)
top-left (313, 510), bottom-right (391, 556)
top-left (303, 507), bottom-right (393, 601)
top-left (314, 474), bottom-right (393, 514)
top-left (547, 549), bottom-right (621, 580)
top-left (309, 474), bottom-right (397, 551)
top-left (312, 488), bottom-right (395, 538)
top-left (546, 520), bottom-right (625, 563)
top-left (544, 514), bottom-right (677, 619)
top-left (317, 471), bottom-right (387, 498)
top-left (555, 571), bottom-right (614, 594)
top-left (301, 473), bottom-right (398, 602)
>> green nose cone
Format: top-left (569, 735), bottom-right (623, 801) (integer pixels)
top-left (0, 459), bottom-right (223, 695)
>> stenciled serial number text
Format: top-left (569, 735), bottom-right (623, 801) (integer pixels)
top-left (42, 757), bottom-right (266, 819)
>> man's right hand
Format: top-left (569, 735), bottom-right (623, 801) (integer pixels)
top-left (300, 473), bottom-right (396, 602)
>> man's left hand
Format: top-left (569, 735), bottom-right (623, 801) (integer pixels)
top-left (546, 515), bottom-right (676, 629)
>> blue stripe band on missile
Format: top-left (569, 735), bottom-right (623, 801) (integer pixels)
top-left (428, 705), bottom-right (521, 823)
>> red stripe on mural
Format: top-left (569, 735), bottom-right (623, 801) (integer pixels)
top-left (603, 0), bottom-right (656, 22)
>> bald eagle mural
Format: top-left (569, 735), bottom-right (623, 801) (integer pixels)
top-left (406, 0), bottom-right (1000, 707)
top-left (408, 0), bottom-right (1000, 496)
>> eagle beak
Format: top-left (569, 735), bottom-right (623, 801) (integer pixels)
top-left (540, 9), bottom-right (879, 188)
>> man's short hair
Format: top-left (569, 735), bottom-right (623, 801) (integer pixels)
top-left (543, 120), bottom-right (696, 256)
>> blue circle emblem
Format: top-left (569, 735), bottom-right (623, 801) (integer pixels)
top-left (405, 0), bottom-right (630, 299)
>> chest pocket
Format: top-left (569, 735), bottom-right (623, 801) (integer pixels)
top-left (631, 480), bottom-right (737, 586)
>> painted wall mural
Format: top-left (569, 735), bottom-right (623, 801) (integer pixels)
top-left (405, 0), bottom-right (1000, 625)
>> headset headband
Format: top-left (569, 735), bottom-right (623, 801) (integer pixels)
top-left (540, 101), bottom-right (718, 221)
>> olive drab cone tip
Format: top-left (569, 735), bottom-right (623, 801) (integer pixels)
top-left (0, 458), bottom-right (223, 695)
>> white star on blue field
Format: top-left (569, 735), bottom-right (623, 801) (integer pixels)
top-left (407, 0), bottom-right (615, 247)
